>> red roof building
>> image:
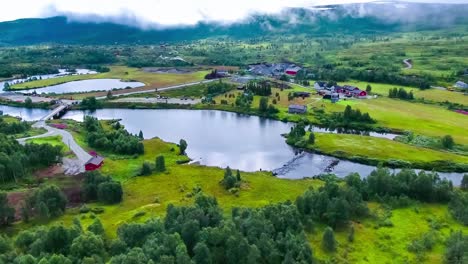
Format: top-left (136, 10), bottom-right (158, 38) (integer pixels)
top-left (85, 155), bottom-right (104, 171)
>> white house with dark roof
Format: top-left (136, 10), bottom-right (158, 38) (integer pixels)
top-left (454, 81), bottom-right (468, 89)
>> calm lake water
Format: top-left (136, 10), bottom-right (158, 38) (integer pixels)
top-left (18, 79), bottom-right (144, 94)
top-left (1, 69), bottom-right (97, 92)
top-left (0, 106), bottom-right (464, 184)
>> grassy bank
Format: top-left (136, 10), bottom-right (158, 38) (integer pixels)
top-left (294, 132), bottom-right (468, 172)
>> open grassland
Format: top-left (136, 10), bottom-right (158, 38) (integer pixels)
top-left (12, 137), bottom-right (468, 264)
top-left (342, 81), bottom-right (468, 106)
top-left (333, 30), bottom-right (468, 80)
top-left (13, 137), bottom-right (322, 238)
top-left (308, 132), bottom-right (468, 165)
top-left (26, 135), bottom-right (66, 148)
top-left (311, 203), bottom-right (468, 263)
top-left (10, 66), bottom-right (209, 90)
top-left (321, 97), bottom-right (468, 144)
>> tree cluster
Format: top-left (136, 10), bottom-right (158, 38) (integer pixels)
top-left (346, 168), bottom-right (453, 203)
top-left (22, 184), bottom-right (68, 221)
top-left (0, 134), bottom-right (62, 183)
top-left (84, 116), bottom-right (144, 155)
top-left (82, 171), bottom-right (123, 205)
top-left (340, 105), bottom-right (374, 124)
top-left (0, 117), bottom-right (31, 134)
top-left (80, 97), bottom-right (102, 111)
top-left (296, 180), bottom-right (369, 228)
top-left (220, 167), bottom-right (242, 190)
top-left (388, 87), bottom-right (414, 100)
top-left (246, 80), bottom-right (272, 96)
top-left (235, 92), bottom-right (253, 108)
top-left (205, 81), bottom-right (233, 96)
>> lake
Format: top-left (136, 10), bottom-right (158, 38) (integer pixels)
top-left (1, 69), bottom-right (97, 92)
top-left (0, 106), bottom-right (463, 184)
top-left (17, 79), bottom-right (144, 94)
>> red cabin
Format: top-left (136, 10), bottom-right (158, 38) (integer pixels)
top-left (85, 155), bottom-right (104, 171)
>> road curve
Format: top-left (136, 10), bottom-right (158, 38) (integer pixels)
top-left (18, 121), bottom-right (92, 167)
top-left (403, 59), bottom-right (413, 69)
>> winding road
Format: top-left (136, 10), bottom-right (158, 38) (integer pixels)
top-left (17, 120), bottom-right (92, 174)
top-left (403, 59), bottom-right (413, 69)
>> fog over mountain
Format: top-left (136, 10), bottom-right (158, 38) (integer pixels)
top-left (0, 1), bottom-right (466, 45)
top-left (0, 0), bottom-right (467, 27)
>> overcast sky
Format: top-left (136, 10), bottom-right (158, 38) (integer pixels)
top-left (0, 0), bottom-right (466, 25)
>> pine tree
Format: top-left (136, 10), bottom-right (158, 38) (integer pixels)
top-left (155, 155), bottom-right (166, 172)
top-left (322, 227), bottom-right (337, 252)
top-left (138, 130), bottom-right (144, 140)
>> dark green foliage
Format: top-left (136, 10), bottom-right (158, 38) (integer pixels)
top-left (259, 97), bottom-right (269, 113)
top-left (4, 196), bottom-right (315, 263)
top-left (0, 117), bottom-right (31, 134)
top-left (88, 218), bottom-right (105, 236)
top-left (24, 97), bottom-right (33, 108)
top-left (70, 233), bottom-right (105, 262)
top-left (322, 227), bottom-right (336, 252)
top-left (287, 122), bottom-right (307, 146)
top-left (205, 81), bottom-right (234, 96)
top-left (138, 130), bottom-right (144, 140)
top-left (389, 87), bottom-right (414, 100)
top-left (28, 184), bottom-right (67, 219)
top-left (366, 84), bottom-right (372, 93)
top-left (444, 231), bottom-right (468, 264)
top-left (140, 162), bottom-right (152, 176)
top-left (348, 225), bottom-right (355, 242)
top-left (0, 134), bottom-right (62, 183)
top-left (449, 191), bottom-right (468, 226)
top-left (98, 181), bottom-right (123, 204)
top-left (247, 80), bottom-right (272, 96)
top-left (82, 171), bottom-right (123, 204)
top-left (235, 92), bottom-right (253, 108)
top-left (155, 155), bottom-right (166, 172)
top-left (220, 167), bottom-right (241, 190)
top-left (363, 168), bottom-right (453, 203)
top-left (441, 135), bottom-right (455, 149)
top-left (0, 192), bottom-right (14, 226)
top-left (80, 97), bottom-right (102, 110)
top-left (84, 116), bottom-right (144, 155)
top-left (341, 105), bottom-right (374, 124)
top-left (308, 132), bottom-right (315, 144)
top-left (296, 180), bottom-right (368, 228)
top-left (179, 139), bottom-right (188, 155)
top-left (461, 175), bottom-right (468, 190)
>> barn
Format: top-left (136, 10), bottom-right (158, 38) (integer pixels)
top-left (85, 155), bottom-right (104, 171)
top-left (285, 66), bottom-right (302, 76)
top-left (352, 90), bottom-right (368, 98)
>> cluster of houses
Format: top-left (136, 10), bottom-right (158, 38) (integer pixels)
top-left (314, 82), bottom-right (368, 101)
top-left (248, 63), bottom-right (302, 77)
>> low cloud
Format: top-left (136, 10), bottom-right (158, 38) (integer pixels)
top-left (0, 0), bottom-right (467, 28)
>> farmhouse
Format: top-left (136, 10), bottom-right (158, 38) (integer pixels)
top-left (248, 63), bottom-right (302, 77)
top-left (85, 154), bottom-right (104, 171)
top-left (454, 81), bottom-right (468, 89)
top-left (288, 104), bottom-right (307, 114)
top-left (285, 66), bottom-right (302, 76)
top-left (352, 89), bottom-right (367, 98)
top-left (314, 81), bottom-right (328, 90)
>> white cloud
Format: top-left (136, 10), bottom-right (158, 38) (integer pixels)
top-left (0, 0), bottom-right (466, 25)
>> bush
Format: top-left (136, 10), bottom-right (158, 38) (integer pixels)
top-left (97, 182), bottom-right (123, 204)
top-left (155, 155), bottom-right (166, 172)
top-left (140, 162), bottom-right (152, 176)
top-left (322, 227), bottom-right (337, 252)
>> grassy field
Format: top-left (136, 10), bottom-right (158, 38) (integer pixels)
top-left (342, 81), bottom-right (468, 106)
top-left (26, 135), bottom-right (66, 148)
top-left (10, 66), bottom-right (209, 90)
top-left (11, 136), bottom-right (467, 264)
top-left (308, 132), bottom-right (468, 165)
top-left (320, 97), bottom-right (468, 145)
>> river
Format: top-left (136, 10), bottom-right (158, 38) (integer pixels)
top-left (0, 105), bottom-right (464, 184)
